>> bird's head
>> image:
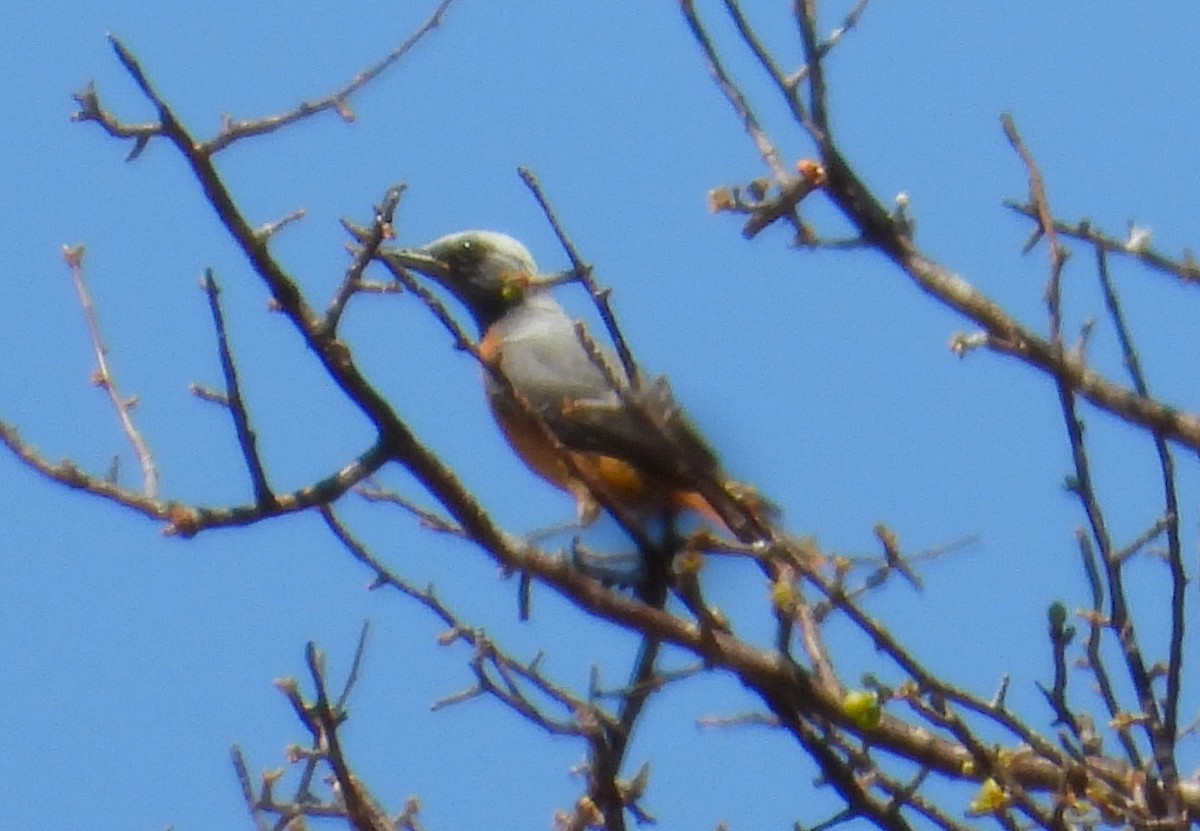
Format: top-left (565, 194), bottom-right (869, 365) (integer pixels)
top-left (393, 230), bottom-right (538, 333)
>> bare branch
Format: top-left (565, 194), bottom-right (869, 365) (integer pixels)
top-left (328, 184), bottom-right (406, 334)
top-left (62, 244), bottom-right (159, 497)
top-left (1093, 244), bottom-right (1185, 777)
top-left (77, 38), bottom-right (528, 574)
top-left (355, 479), bottom-right (464, 537)
top-left (200, 269), bottom-right (275, 509)
top-left (35, 8), bottom-right (1200, 829)
top-left (69, 81), bottom-right (161, 158)
top-left (793, 0), bottom-right (830, 134)
top-left (680, 1), bottom-right (791, 180)
top-left (321, 506), bottom-right (599, 738)
top-left (1000, 113), bottom-right (1068, 348)
top-left (200, 0), bottom-right (461, 154)
top-left (1005, 201), bottom-right (1200, 286)
top-left (254, 207), bottom-right (306, 242)
top-left (518, 166), bottom-right (641, 388)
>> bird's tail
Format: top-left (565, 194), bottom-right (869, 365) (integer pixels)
top-left (673, 479), bottom-right (780, 533)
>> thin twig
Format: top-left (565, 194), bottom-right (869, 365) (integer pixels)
top-left (321, 506), bottom-right (596, 736)
top-left (69, 81), bottom-right (161, 158)
top-left (62, 244), bottom-right (159, 497)
top-left (1075, 530), bottom-right (1142, 767)
top-left (230, 744), bottom-right (271, 831)
top-left (1005, 202), bottom-right (1200, 286)
top-left (1006, 112), bottom-right (1178, 808)
top-left (91, 36), bottom-right (518, 568)
top-left (200, 0), bottom-right (461, 155)
top-left (355, 479), bottom-right (464, 536)
top-left (793, 0), bottom-right (830, 134)
top-left (740, 165), bottom-right (826, 239)
top-left (1112, 513), bottom-right (1171, 565)
top-left (1037, 600), bottom-right (1079, 736)
top-left (334, 621), bottom-right (371, 711)
top-left (517, 166), bottom-right (641, 388)
top-left (776, 700), bottom-right (917, 831)
top-left (1050, 259), bottom-right (1175, 812)
top-left (59, 26), bottom-right (1200, 827)
top-left (304, 642), bottom-right (392, 831)
top-left (692, 9), bottom-right (1200, 455)
top-left (201, 269), bottom-right (275, 509)
top-left (1000, 113), bottom-right (1067, 349)
top-left (0, 415), bottom-right (387, 534)
top-left (1094, 244), bottom-right (1184, 780)
top-left (589, 622), bottom-right (666, 829)
top-left (329, 184), bottom-right (406, 333)
top-left (681, 1), bottom-right (791, 180)
top-left (254, 208), bottom-right (307, 241)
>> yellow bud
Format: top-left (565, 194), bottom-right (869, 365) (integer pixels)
top-left (967, 778), bottom-right (1009, 815)
top-left (770, 579), bottom-right (796, 612)
top-left (677, 548), bottom-right (704, 575)
top-left (706, 186), bottom-right (736, 212)
top-left (841, 690), bottom-right (882, 729)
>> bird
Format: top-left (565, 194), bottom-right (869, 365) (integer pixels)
top-left (392, 230), bottom-right (764, 537)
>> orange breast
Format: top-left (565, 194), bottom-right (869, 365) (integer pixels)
top-left (479, 318), bottom-right (725, 527)
top-left (490, 398), bottom-right (723, 526)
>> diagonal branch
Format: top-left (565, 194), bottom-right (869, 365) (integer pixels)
top-left (1, 414), bottom-right (388, 535)
top-left (62, 244), bottom-right (159, 497)
top-left (793, 0), bottom-right (830, 133)
top-left (326, 184), bottom-right (406, 334)
top-left (93, 37), bottom-right (520, 564)
top-left (690, 4), bottom-right (1200, 462)
top-left (1094, 245), bottom-right (1185, 774)
top-left (681, 0), bottom-right (791, 180)
top-left (321, 506), bottom-right (599, 738)
top-left (1004, 115), bottom-right (1179, 812)
top-left (200, 269), bottom-right (275, 509)
top-left (518, 166), bottom-right (642, 388)
top-left (1000, 113), bottom-right (1067, 348)
top-left (200, 0), bottom-right (461, 155)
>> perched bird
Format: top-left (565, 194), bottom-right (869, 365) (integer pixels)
top-left (394, 230), bottom-right (759, 535)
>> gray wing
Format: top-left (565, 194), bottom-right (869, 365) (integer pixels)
top-left (486, 297), bottom-right (722, 484)
top-left (547, 374), bottom-right (724, 486)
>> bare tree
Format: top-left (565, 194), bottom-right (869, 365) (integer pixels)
top-left (4, 2), bottom-right (1197, 829)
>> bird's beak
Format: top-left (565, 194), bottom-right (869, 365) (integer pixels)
top-left (389, 248), bottom-right (451, 281)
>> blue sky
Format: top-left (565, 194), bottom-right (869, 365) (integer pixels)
top-left (4, 2), bottom-right (1200, 828)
